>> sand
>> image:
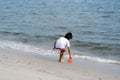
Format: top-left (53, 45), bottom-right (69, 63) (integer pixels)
top-left (0, 48), bottom-right (120, 80)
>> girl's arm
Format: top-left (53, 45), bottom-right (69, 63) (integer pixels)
top-left (68, 47), bottom-right (71, 58)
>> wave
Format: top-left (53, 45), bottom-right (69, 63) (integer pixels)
top-left (73, 40), bottom-right (120, 51)
top-left (0, 31), bottom-right (62, 41)
top-left (0, 40), bottom-right (119, 64)
top-left (31, 34), bottom-right (63, 39)
top-left (73, 55), bottom-right (120, 64)
top-left (0, 40), bottom-right (59, 57)
top-left (0, 31), bottom-right (30, 36)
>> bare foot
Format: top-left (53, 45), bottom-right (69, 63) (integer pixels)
top-left (59, 60), bottom-right (65, 63)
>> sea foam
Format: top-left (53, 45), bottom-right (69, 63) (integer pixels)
top-left (0, 40), bottom-right (57, 56)
top-left (0, 40), bottom-right (119, 64)
top-left (73, 55), bottom-right (120, 64)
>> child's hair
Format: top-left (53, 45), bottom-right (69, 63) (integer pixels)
top-left (64, 32), bottom-right (73, 40)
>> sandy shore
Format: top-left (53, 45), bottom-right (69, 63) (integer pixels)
top-left (0, 48), bottom-right (120, 80)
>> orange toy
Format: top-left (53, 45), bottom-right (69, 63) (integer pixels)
top-left (68, 57), bottom-right (72, 63)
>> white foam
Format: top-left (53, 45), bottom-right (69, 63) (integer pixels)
top-left (73, 55), bottom-right (120, 64)
top-left (0, 40), bottom-right (119, 64)
top-left (0, 40), bottom-right (58, 56)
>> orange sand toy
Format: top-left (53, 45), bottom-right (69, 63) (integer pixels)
top-left (68, 57), bottom-right (72, 63)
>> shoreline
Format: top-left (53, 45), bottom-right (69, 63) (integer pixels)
top-left (0, 48), bottom-right (120, 80)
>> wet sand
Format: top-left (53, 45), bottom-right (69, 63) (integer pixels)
top-left (0, 48), bottom-right (120, 80)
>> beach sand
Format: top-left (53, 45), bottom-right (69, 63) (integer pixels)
top-left (0, 48), bottom-right (120, 80)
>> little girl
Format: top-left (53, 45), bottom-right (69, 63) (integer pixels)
top-left (53, 32), bottom-right (73, 62)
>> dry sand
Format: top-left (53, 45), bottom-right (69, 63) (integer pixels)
top-left (0, 48), bottom-right (120, 80)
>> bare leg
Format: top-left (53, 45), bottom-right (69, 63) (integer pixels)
top-left (59, 50), bottom-right (66, 62)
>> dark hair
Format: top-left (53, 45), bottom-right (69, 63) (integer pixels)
top-left (64, 32), bottom-right (73, 40)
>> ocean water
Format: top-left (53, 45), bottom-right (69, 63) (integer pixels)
top-left (0, 0), bottom-right (120, 64)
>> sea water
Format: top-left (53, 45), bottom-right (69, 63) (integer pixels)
top-left (0, 0), bottom-right (120, 64)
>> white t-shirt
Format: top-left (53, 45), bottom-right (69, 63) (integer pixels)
top-left (56, 37), bottom-right (70, 48)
